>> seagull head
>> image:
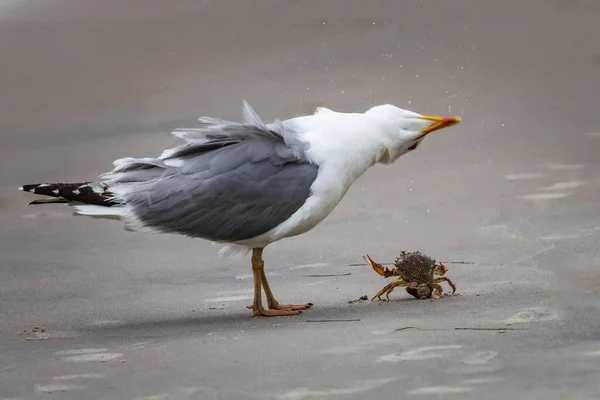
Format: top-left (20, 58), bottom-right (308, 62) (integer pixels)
top-left (365, 104), bottom-right (461, 164)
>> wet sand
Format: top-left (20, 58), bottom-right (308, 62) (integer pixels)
top-left (1, 1), bottom-right (600, 399)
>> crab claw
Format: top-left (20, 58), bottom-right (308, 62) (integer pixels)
top-left (363, 254), bottom-right (388, 277)
top-left (434, 263), bottom-right (449, 276)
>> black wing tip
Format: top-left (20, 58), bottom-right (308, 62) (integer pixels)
top-left (28, 198), bottom-right (70, 205)
top-left (19, 184), bottom-right (40, 193)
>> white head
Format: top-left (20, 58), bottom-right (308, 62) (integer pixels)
top-left (365, 104), bottom-right (461, 164)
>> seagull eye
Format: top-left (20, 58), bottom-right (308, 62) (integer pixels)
top-left (408, 142), bottom-right (419, 151)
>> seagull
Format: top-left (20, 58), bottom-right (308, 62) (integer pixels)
top-left (19, 101), bottom-right (461, 317)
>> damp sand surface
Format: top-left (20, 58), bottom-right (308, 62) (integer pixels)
top-left (2, 1), bottom-right (600, 399)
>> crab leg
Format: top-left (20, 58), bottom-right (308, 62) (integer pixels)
top-left (427, 282), bottom-right (444, 299)
top-left (371, 277), bottom-right (408, 301)
top-left (432, 277), bottom-right (456, 294)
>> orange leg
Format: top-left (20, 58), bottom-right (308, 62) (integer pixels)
top-left (246, 248), bottom-right (308, 317)
top-left (371, 277), bottom-right (409, 301)
top-left (260, 266), bottom-right (312, 311)
top-left (433, 277), bottom-right (457, 294)
top-left (427, 282), bottom-right (444, 299)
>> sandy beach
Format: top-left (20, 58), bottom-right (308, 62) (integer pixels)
top-left (1, 1), bottom-right (600, 398)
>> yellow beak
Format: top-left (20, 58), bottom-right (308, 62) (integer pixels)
top-left (417, 115), bottom-right (462, 139)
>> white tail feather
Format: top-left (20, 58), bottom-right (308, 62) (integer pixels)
top-left (72, 205), bottom-right (124, 219)
top-left (213, 242), bottom-right (251, 259)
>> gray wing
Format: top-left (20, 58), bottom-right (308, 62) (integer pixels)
top-left (100, 101), bottom-right (318, 242)
top-left (114, 139), bottom-right (318, 242)
top-left (160, 101), bottom-right (308, 161)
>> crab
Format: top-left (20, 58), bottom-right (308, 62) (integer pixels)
top-left (363, 251), bottom-right (456, 301)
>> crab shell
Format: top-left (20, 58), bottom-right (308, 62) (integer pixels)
top-left (365, 252), bottom-right (448, 284)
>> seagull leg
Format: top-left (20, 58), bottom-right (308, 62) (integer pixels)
top-left (247, 248), bottom-right (302, 317)
top-left (260, 267), bottom-right (312, 311)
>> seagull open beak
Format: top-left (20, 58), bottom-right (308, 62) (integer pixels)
top-left (417, 115), bottom-right (462, 139)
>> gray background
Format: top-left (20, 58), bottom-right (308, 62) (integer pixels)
top-left (1, 0), bottom-right (600, 399)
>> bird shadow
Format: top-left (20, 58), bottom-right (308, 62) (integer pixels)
top-left (80, 295), bottom-right (462, 342)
